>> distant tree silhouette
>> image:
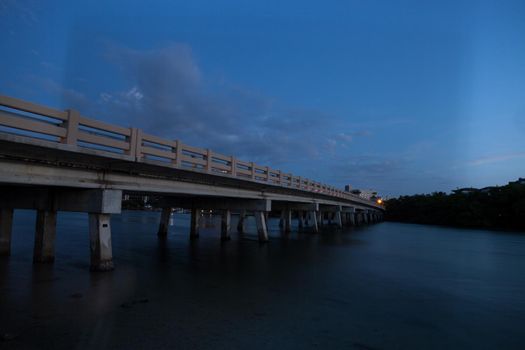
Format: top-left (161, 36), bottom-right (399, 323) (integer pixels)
top-left (385, 181), bottom-right (525, 231)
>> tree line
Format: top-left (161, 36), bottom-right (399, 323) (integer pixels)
top-left (385, 181), bottom-right (525, 231)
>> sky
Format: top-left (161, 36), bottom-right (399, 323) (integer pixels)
top-left (1, 0), bottom-right (524, 197)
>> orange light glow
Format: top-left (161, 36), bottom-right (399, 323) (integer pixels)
top-left (377, 199), bottom-right (383, 204)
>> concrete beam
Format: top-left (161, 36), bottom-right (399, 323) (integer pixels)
top-left (0, 155), bottom-right (384, 211)
top-left (319, 205), bottom-right (342, 213)
top-left (160, 197), bottom-right (271, 212)
top-left (271, 202), bottom-right (319, 212)
top-left (0, 188), bottom-right (122, 214)
top-left (0, 208), bottom-right (13, 256)
top-left (33, 210), bottom-right (57, 263)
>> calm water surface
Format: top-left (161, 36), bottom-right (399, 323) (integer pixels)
top-left (1, 210), bottom-right (524, 349)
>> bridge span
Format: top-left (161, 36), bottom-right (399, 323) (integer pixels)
top-left (0, 95), bottom-right (384, 271)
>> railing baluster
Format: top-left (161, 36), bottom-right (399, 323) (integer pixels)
top-left (206, 149), bottom-right (212, 173)
top-left (231, 156), bottom-right (236, 177)
top-left (63, 109), bottom-right (79, 145)
top-left (128, 127), bottom-right (142, 160)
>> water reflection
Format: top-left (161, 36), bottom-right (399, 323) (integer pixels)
top-left (1, 211), bottom-right (525, 349)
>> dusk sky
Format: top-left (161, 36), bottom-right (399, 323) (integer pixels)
top-left (1, 0), bottom-right (524, 196)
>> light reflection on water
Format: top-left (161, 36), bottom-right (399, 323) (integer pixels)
top-left (1, 210), bottom-right (525, 349)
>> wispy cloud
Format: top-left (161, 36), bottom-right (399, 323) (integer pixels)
top-left (467, 152), bottom-right (525, 166)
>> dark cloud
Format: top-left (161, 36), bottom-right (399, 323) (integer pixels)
top-left (97, 43), bottom-right (368, 165)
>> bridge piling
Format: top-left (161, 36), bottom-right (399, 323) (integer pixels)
top-left (190, 208), bottom-right (200, 239)
top-left (283, 209), bottom-right (292, 233)
top-left (157, 207), bottom-right (172, 237)
top-left (254, 211), bottom-right (269, 242)
top-left (310, 211), bottom-right (319, 233)
top-left (221, 209), bottom-right (231, 241)
top-left (349, 212), bottom-right (356, 226)
top-left (0, 208), bottom-right (13, 256)
top-left (334, 210), bottom-right (343, 229)
top-left (88, 213), bottom-right (114, 271)
top-left (298, 211), bottom-right (305, 230)
top-left (237, 210), bottom-right (246, 233)
top-left (33, 210), bottom-right (57, 263)
top-left (317, 211), bottom-right (323, 227)
top-left (341, 212), bottom-right (348, 227)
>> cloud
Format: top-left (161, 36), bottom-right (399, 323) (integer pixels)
top-left (96, 43), bottom-right (370, 165)
top-left (466, 152), bottom-right (525, 166)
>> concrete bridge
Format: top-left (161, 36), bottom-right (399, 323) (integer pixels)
top-left (0, 95), bottom-right (384, 271)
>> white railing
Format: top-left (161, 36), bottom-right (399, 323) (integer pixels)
top-left (0, 94), bottom-right (379, 206)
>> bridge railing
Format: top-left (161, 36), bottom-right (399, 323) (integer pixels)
top-left (0, 94), bottom-right (379, 206)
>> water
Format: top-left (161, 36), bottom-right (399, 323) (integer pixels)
top-left (1, 210), bottom-right (525, 349)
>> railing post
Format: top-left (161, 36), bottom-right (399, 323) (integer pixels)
top-left (297, 176), bottom-right (301, 189)
top-left (206, 149), bottom-right (212, 173)
top-left (250, 162), bottom-right (256, 180)
top-left (63, 109), bottom-right (79, 145)
top-left (266, 166), bottom-right (270, 182)
top-left (128, 127), bottom-right (142, 161)
top-left (174, 140), bottom-right (182, 167)
top-left (231, 156), bottom-right (237, 177)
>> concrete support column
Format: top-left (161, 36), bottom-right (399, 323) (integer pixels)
top-left (317, 211), bottom-right (323, 227)
top-left (157, 207), bottom-right (172, 237)
top-left (237, 209), bottom-right (246, 233)
top-left (278, 211), bottom-right (284, 229)
top-left (254, 211), bottom-right (269, 242)
top-left (334, 210), bottom-right (343, 229)
top-left (283, 209), bottom-right (292, 233)
top-left (311, 211), bottom-right (319, 233)
top-left (341, 212), bottom-right (348, 226)
top-left (327, 212), bottom-right (332, 225)
top-left (190, 208), bottom-right (200, 239)
top-left (348, 212), bottom-right (355, 226)
top-left (88, 213), bottom-right (114, 271)
top-left (0, 208), bottom-right (14, 256)
top-left (298, 211), bottom-right (305, 229)
top-left (33, 210), bottom-right (57, 263)
top-left (221, 209), bottom-right (231, 241)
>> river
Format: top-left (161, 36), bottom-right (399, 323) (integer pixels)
top-left (1, 210), bottom-right (524, 349)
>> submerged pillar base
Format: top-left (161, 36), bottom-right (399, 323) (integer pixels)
top-left (221, 209), bottom-right (231, 241)
top-left (33, 210), bottom-right (57, 264)
top-left (89, 213), bottom-right (114, 272)
top-left (255, 211), bottom-right (269, 243)
top-left (0, 208), bottom-right (14, 256)
top-left (157, 207), bottom-right (172, 237)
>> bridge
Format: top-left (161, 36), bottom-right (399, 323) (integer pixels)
top-left (0, 95), bottom-right (384, 271)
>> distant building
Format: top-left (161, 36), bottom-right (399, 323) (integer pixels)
top-left (453, 187), bottom-right (478, 195)
top-left (344, 185), bottom-right (379, 201)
